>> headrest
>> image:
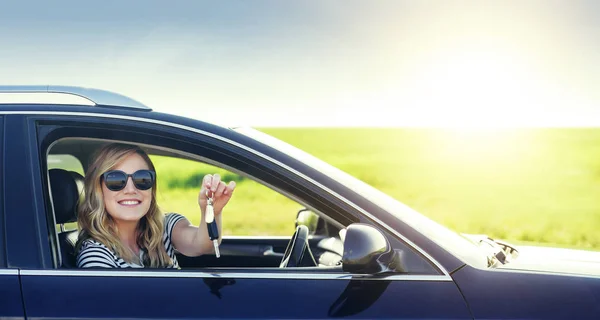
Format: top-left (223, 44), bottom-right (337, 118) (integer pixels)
top-left (49, 169), bottom-right (84, 224)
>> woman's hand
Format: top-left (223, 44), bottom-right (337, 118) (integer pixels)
top-left (172, 174), bottom-right (235, 257)
top-left (198, 173), bottom-right (236, 216)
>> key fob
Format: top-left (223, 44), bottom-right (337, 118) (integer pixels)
top-left (205, 196), bottom-right (220, 258)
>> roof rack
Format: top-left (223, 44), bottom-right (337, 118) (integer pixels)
top-left (0, 85), bottom-right (151, 111)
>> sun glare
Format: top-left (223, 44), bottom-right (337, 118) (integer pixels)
top-left (430, 127), bottom-right (530, 167)
top-left (405, 48), bottom-right (545, 128)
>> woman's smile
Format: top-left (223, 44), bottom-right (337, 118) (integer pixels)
top-left (118, 199), bottom-right (142, 206)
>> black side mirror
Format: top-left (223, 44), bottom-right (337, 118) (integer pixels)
top-left (342, 223), bottom-right (402, 275)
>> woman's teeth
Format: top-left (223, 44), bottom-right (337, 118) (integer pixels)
top-left (119, 200), bottom-right (140, 205)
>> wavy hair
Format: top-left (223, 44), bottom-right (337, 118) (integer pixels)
top-left (76, 143), bottom-right (172, 267)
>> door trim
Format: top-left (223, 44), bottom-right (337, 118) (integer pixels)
top-left (20, 269), bottom-right (452, 281)
top-left (0, 270), bottom-right (19, 275)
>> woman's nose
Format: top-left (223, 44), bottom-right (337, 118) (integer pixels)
top-left (123, 177), bottom-right (137, 192)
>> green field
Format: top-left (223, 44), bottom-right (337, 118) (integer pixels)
top-left (264, 128), bottom-right (600, 249)
top-left (151, 128), bottom-right (600, 251)
top-left (55, 128), bottom-right (600, 251)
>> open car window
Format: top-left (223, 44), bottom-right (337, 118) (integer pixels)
top-left (43, 129), bottom-right (439, 275)
top-left (151, 155), bottom-right (302, 237)
top-left (46, 138), bottom-right (350, 271)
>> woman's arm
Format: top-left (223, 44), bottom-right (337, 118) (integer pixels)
top-left (171, 174), bottom-right (235, 256)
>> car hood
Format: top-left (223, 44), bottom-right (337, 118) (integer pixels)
top-left (498, 246), bottom-right (600, 277)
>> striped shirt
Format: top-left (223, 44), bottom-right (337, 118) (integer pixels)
top-left (76, 213), bottom-right (186, 268)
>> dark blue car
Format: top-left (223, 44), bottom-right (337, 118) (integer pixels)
top-left (0, 85), bottom-right (598, 319)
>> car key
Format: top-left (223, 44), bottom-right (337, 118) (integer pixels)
top-left (205, 191), bottom-right (220, 258)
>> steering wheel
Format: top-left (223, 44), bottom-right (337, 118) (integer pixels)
top-left (279, 225), bottom-right (310, 268)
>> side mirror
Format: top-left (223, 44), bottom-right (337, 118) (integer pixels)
top-left (342, 223), bottom-right (402, 275)
top-left (295, 209), bottom-right (319, 234)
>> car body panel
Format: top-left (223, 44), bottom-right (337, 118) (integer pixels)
top-left (1, 115), bottom-right (25, 319)
top-left (0, 271), bottom-right (25, 320)
top-left (20, 270), bottom-right (471, 319)
top-left (499, 246), bottom-right (600, 277)
top-left (453, 264), bottom-right (600, 319)
top-left (4, 114), bottom-right (53, 269)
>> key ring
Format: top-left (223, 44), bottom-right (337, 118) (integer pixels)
top-left (206, 189), bottom-right (214, 202)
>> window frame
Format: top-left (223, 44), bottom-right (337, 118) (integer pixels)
top-left (38, 116), bottom-right (359, 269)
top-left (33, 112), bottom-right (448, 277)
top-left (0, 116), bottom-right (5, 268)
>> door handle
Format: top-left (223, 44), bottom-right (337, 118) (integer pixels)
top-left (261, 245), bottom-right (284, 258)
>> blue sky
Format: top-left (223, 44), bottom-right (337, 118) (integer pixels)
top-left (1, 1), bottom-right (599, 127)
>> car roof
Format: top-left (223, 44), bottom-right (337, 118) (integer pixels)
top-left (0, 85), bottom-right (151, 111)
top-left (0, 85), bottom-right (240, 129)
top-left (0, 85), bottom-right (246, 163)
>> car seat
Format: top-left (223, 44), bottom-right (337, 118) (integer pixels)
top-left (49, 168), bottom-right (84, 268)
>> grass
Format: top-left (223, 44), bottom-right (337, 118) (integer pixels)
top-left (256, 128), bottom-right (600, 250)
top-left (51, 128), bottom-right (600, 251)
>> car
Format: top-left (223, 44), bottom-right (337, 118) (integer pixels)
top-left (0, 85), bottom-right (598, 319)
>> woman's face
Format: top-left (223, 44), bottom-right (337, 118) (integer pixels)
top-left (102, 153), bottom-right (153, 224)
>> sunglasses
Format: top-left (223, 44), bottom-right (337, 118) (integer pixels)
top-left (101, 169), bottom-right (156, 191)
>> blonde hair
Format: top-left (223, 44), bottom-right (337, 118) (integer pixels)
top-left (76, 143), bottom-right (172, 267)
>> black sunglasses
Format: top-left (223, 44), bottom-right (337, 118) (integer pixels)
top-left (101, 170), bottom-right (156, 191)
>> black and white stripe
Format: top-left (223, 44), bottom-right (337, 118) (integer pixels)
top-left (76, 213), bottom-right (186, 268)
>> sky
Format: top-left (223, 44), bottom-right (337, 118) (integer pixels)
top-left (1, 1), bottom-right (599, 127)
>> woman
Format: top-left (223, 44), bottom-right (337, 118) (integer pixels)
top-left (75, 143), bottom-right (236, 268)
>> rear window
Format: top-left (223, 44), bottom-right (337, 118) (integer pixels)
top-left (47, 154), bottom-right (84, 176)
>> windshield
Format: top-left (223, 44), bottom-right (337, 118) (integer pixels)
top-left (235, 127), bottom-right (488, 269)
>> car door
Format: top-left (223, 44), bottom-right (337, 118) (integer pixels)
top-left (0, 268), bottom-right (23, 320)
top-left (16, 112), bottom-right (472, 319)
top-left (0, 115), bottom-right (27, 320)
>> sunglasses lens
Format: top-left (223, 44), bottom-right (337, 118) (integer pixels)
top-left (104, 171), bottom-right (127, 191)
top-left (133, 170), bottom-right (155, 190)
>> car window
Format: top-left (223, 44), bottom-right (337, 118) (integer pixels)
top-left (42, 133), bottom-right (432, 274)
top-left (44, 138), bottom-right (347, 268)
top-left (47, 154), bottom-right (84, 176)
top-left (151, 155), bottom-right (301, 237)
